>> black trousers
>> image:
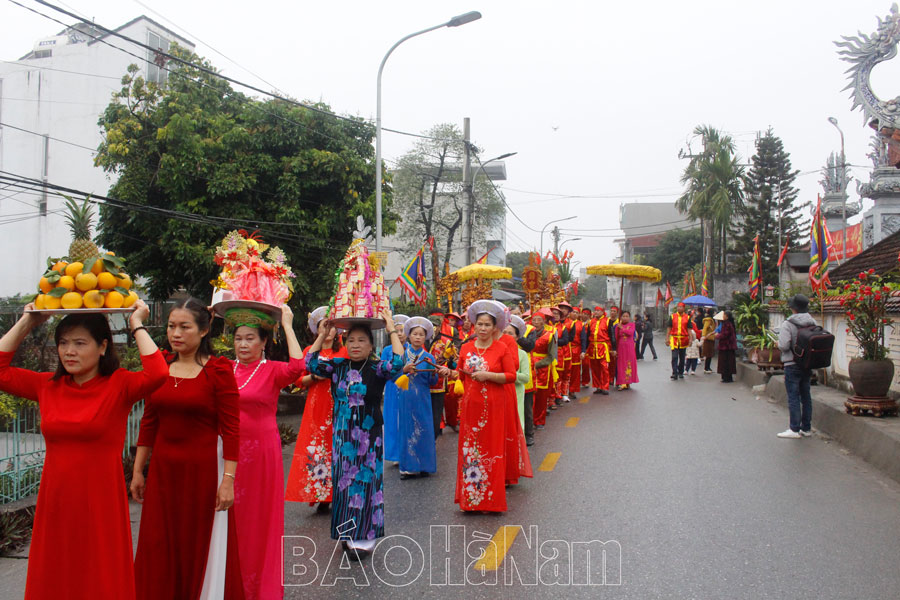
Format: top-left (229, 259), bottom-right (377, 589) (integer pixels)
top-left (671, 347), bottom-right (686, 376)
top-left (641, 336), bottom-right (657, 359)
top-left (431, 392), bottom-right (444, 440)
top-left (524, 391), bottom-right (534, 438)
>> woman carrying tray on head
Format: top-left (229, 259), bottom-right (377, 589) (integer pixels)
top-left (225, 303), bottom-right (304, 600)
top-left (0, 301), bottom-right (165, 600)
top-left (305, 308), bottom-right (403, 560)
top-left (285, 306), bottom-right (345, 509)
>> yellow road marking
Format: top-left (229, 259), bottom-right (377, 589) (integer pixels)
top-left (473, 525), bottom-right (520, 572)
top-left (565, 417), bottom-right (580, 428)
top-left (579, 396), bottom-right (589, 404)
top-left (538, 452), bottom-right (561, 472)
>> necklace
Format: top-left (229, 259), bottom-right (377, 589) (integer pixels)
top-left (234, 359), bottom-right (267, 391)
top-left (172, 376), bottom-right (185, 388)
top-left (473, 339), bottom-right (491, 357)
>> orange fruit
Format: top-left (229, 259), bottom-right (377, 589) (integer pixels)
top-left (105, 251), bottom-right (115, 256)
top-left (43, 295), bottom-right (62, 309)
top-left (39, 277), bottom-right (53, 293)
top-left (57, 275), bottom-right (76, 291)
top-left (104, 290), bottom-right (125, 308)
top-left (90, 259), bottom-right (103, 275)
top-left (60, 292), bottom-right (83, 309)
top-left (75, 272), bottom-right (98, 292)
top-left (115, 273), bottom-right (132, 290)
top-left (123, 290), bottom-right (138, 308)
top-left (83, 290), bottom-right (104, 308)
top-left (97, 272), bottom-right (117, 290)
top-left (34, 294), bottom-right (46, 310)
top-left (51, 261), bottom-right (68, 275)
top-left (65, 262), bottom-right (84, 277)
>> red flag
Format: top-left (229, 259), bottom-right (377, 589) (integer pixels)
top-left (776, 237), bottom-right (790, 267)
top-left (656, 288), bottom-right (664, 307)
top-left (475, 246), bottom-right (497, 264)
top-left (427, 236), bottom-right (435, 252)
top-left (572, 280), bottom-right (579, 296)
top-left (664, 281), bottom-right (674, 305)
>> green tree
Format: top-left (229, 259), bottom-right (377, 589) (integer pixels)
top-left (505, 251), bottom-right (532, 280)
top-left (648, 228), bottom-right (703, 285)
top-left (677, 125), bottom-right (745, 275)
top-left (733, 129), bottom-right (808, 284)
top-left (391, 124), bottom-right (504, 285)
top-left (94, 47), bottom-right (392, 310)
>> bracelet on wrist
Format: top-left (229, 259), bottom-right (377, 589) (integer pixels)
top-left (131, 326), bottom-right (148, 339)
top-left (223, 472), bottom-right (235, 479)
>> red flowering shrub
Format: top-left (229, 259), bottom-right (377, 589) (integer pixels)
top-left (843, 270), bottom-right (893, 360)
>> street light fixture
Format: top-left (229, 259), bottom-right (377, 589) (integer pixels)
top-left (374, 11), bottom-right (483, 253)
top-left (559, 237), bottom-right (582, 250)
top-left (827, 116), bottom-right (848, 238)
top-left (467, 151), bottom-right (517, 264)
top-left (540, 215), bottom-right (576, 258)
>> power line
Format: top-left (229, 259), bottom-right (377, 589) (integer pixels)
top-left (19, 0), bottom-right (454, 144)
top-left (470, 150), bottom-right (540, 233)
top-left (0, 59), bottom-right (123, 80)
top-left (0, 120), bottom-right (98, 152)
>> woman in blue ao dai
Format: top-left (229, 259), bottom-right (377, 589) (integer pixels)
top-left (305, 309), bottom-right (403, 559)
top-left (397, 317), bottom-right (438, 478)
top-left (381, 315), bottom-right (408, 463)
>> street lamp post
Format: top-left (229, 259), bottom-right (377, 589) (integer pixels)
top-left (828, 116), bottom-right (847, 239)
top-left (559, 237), bottom-right (582, 251)
top-left (466, 151), bottom-right (517, 264)
top-left (375, 11), bottom-right (482, 253)
top-left (540, 216), bottom-right (576, 258)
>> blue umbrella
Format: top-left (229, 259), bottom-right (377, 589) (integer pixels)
top-left (681, 294), bottom-right (717, 307)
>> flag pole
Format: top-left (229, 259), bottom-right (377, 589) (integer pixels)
top-left (818, 285), bottom-right (828, 386)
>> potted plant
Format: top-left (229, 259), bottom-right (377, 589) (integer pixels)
top-left (743, 326), bottom-right (782, 368)
top-left (841, 269), bottom-right (895, 399)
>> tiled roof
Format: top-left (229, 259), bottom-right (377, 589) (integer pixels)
top-left (829, 228), bottom-right (900, 282)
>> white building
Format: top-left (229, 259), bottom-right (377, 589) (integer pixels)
top-left (0, 17), bottom-right (193, 297)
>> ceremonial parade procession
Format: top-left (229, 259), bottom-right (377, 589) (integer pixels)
top-left (2, 2), bottom-right (900, 599)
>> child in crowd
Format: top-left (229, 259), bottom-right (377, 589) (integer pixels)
top-left (685, 329), bottom-right (702, 375)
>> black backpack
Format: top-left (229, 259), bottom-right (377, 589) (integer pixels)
top-left (791, 324), bottom-right (834, 370)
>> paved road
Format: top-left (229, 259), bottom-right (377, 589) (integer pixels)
top-left (2, 358), bottom-right (899, 599)
top-left (283, 358), bottom-right (900, 599)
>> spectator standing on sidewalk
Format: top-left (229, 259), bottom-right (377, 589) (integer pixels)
top-left (776, 294), bottom-right (817, 439)
top-left (641, 313), bottom-right (658, 360)
top-left (715, 310), bottom-right (737, 383)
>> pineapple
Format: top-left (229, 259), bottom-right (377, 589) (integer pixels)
top-left (63, 196), bottom-right (100, 263)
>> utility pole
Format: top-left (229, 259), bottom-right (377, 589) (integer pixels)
top-left (462, 117), bottom-right (475, 264)
top-left (552, 226), bottom-right (561, 256)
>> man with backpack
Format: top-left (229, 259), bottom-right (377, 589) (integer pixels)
top-left (776, 294), bottom-right (821, 439)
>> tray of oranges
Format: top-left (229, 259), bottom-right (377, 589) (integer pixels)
top-left (31, 254), bottom-right (139, 313)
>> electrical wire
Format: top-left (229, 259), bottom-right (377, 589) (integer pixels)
top-left (16, 0), bottom-right (455, 144)
top-left (0, 59), bottom-right (123, 79)
top-left (0, 121), bottom-right (98, 152)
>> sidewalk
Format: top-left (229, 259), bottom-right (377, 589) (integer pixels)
top-left (737, 361), bottom-right (900, 486)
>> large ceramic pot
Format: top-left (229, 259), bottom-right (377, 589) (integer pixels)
top-left (848, 358), bottom-right (895, 398)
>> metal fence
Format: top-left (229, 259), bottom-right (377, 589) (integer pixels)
top-left (0, 400), bottom-right (145, 504)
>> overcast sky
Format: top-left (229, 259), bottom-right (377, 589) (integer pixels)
top-left (1, 0), bottom-right (894, 270)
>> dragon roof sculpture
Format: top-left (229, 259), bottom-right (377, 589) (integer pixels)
top-left (837, 4), bottom-right (900, 131)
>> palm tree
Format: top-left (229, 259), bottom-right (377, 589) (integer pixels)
top-left (677, 125), bottom-right (745, 275)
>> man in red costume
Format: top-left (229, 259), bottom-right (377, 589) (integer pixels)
top-left (607, 305), bottom-right (620, 389)
top-left (551, 306), bottom-right (570, 407)
top-left (437, 312), bottom-right (463, 429)
top-left (587, 305), bottom-right (615, 395)
top-left (580, 307), bottom-right (593, 387)
top-left (530, 308), bottom-right (557, 429)
top-left (567, 304), bottom-right (587, 401)
top-left (667, 302), bottom-right (692, 381)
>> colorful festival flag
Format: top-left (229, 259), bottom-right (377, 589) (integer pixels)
top-left (656, 287), bottom-right (665, 307)
top-left (809, 196), bottom-right (832, 292)
top-left (476, 246), bottom-right (498, 264)
top-left (664, 281), bottom-right (674, 306)
top-left (776, 237), bottom-right (790, 267)
top-left (700, 264), bottom-right (709, 297)
top-left (748, 235), bottom-right (762, 299)
top-left (397, 246), bottom-right (427, 305)
top-left (688, 270), bottom-right (698, 296)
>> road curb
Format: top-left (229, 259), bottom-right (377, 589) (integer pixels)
top-left (737, 362), bottom-right (900, 485)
